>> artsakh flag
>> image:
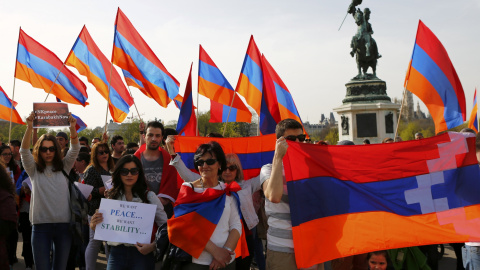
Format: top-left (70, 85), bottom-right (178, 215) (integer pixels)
top-left (198, 45), bottom-right (252, 123)
top-left (72, 113), bottom-right (87, 133)
top-left (173, 134), bottom-right (276, 181)
top-left (66, 26), bottom-right (133, 123)
top-left (112, 8), bottom-right (179, 108)
top-left (0, 86), bottom-right (24, 124)
top-left (468, 89), bottom-right (478, 133)
top-left (405, 20), bottom-right (466, 134)
top-left (260, 55), bottom-right (307, 135)
top-left (176, 63), bottom-right (197, 136)
top-left (283, 132), bottom-right (480, 268)
top-left (167, 182), bottom-right (241, 258)
top-left (15, 29), bottom-right (88, 106)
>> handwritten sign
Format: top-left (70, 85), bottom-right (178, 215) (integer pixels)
top-left (93, 198), bottom-right (157, 245)
top-left (74, 182), bottom-right (93, 199)
top-left (33, 102), bottom-right (69, 128)
top-left (101, 175), bottom-right (113, 190)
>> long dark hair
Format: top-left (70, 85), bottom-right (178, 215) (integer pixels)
top-left (108, 155), bottom-right (148, 203)
top-left (87, 142), bottom-right (114, 173)
top-left (32, 134), bottom-right (63, 173)
top-left (0, 145), bottom-right (16, 172)
top-left (0, 163), bottom-right (15, 195)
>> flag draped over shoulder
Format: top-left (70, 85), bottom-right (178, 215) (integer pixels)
top-left (66, 26), bottom-right (133, 123)
top-left (0, 86), bottom-right (24, 124)
top-left (260, 55), bottom-right (306, 135)
top-left (167, 182), bottom-right (241, 258)
top-left (15, 29), bottom-right (88, 106)
top-left (283, 132), bottom-right (480, 268)
top-left (173, 134), bottom-right (276, 181)
top-left (468, 89), bottom-right (478, 133)
top-left (176, 64), bottom-right (197, 136)
top-left (198, 45), bottom-right (252, 123)
top-left (405, 20), bottom-right (466, 134)
top-left (112, 8), bottom-right (179, 108)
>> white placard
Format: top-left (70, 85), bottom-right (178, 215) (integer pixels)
top-left (101, 175), bottom-right (113, 190)
top-left (22, 177), bottom-right (32, 190)
top-left (93, 198), bottom-right (157, 245)
top-left (74, 182), bottom-right (93, 199)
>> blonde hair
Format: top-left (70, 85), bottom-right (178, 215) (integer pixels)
top-left (225, 153), bottom-right (244, 182)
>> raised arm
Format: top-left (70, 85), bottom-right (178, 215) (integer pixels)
top-left (262, 137), bottom-right (288, 203)
top-left (21, 112), bottom-right (35, 150)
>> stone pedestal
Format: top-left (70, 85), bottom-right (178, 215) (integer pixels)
top-left (333, 79), bottom-right (401, 144)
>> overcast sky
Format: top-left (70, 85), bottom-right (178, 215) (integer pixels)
top-left (1, 0), bottom-right (479, 128)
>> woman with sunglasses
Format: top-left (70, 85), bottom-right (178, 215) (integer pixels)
top-left (84, 142), bottom-right (115, 269)
top-left (20, 112), bottom-right (80, 270)
top-left (89, 155), bottom-right (167, 269)
top-left (0, 145), bottom-right (21, 182)
top-left (166, 136), bottom-right (265, 270)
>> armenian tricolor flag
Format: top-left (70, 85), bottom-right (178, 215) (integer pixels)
top-left (72, 113), bottom-right (87, 133)
top-left (468, 89), bottom-right (478, 133)
top-left (198, 45), bottom-right (252, 123)
top-left (66, 26), bottom-right (133, 123)
top-left (176, 64), bottom-right (197, 136)
top-left (0, 86), bottom-right (24, 124)
top-left (405, 20), bottom-right (466, 134)
top-left (112, 8), bottom-right (179, 108)
top-left (283, 132), bottom-right (480, 268)
top-left (173, 134), bottom-right (276, 181)
top-left (15, 29), bottom-right (88, 106)
top-left (167, 182), bottom-right (241, 258)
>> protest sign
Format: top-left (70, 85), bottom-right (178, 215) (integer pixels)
top-left (33, 102), bottom-right (69, 128)
top-left (101, 175), bottom-right (113, 190)
top-left (94, 198), bottom-right (157, 244)
top-left (74, 182), bottom-right (93, 199)
top-left (22, 177), bottom-right (32, 190)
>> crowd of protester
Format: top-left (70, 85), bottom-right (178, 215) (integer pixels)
top-left (1, 113), bottom-right (479, 270)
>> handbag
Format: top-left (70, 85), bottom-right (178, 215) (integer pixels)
top-left (62, 170), bottom-right (89, 245)
top-left (155, 222), bottom-right (192, 270)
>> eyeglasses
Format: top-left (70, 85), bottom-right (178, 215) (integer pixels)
top-left (285, 134), bottom-right (306, 142)
top-left (119, 168), bottom-right (140, 176)
top-left (1, 153), bottom-right (12, 157)
top-left (97, 150), bottom-right (110, 155)
top-left (226, 165), bottom-right (237, 171)
top-left (39, 146), bottom-right (56, 153)
top-left (195, 158), bottom-right (217, 167)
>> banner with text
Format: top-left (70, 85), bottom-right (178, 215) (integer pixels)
top-left (94, 198), bottom-right (157, 245)
top-left (33, 102), bottom-right (69, 128)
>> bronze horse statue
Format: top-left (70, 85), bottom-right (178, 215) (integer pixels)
top-left (351, 35), bottom-right (379, 80)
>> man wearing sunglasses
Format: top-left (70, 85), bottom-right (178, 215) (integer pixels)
top-left (134, 121), bottom-right (179, 217)
top-left (260, 119), bottom-right (323, 270)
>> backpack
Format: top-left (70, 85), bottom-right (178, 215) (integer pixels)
top-left (62, 170), bottom-right (89, 245)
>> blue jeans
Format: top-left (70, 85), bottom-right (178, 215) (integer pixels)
top-left (252, 226), bottom-right (266, 270)
top-left (32, 223), bottom-right (72, 270)
top-left (463, 245), bottom-right (480, 270)
top-left (107, 245), bottom-right (154, 270)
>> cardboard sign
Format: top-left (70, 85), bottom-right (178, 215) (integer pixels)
top-left (33, 102), bottom-right (69, 128)
top-left (94, 198), bottom-right (157, 245)
top-left (74, 182), bottom-right (93, 199)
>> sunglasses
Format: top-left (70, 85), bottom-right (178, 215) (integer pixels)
top-left (285, 134), bottom-right (306, 142)
top-left (195, 158), bottom-right (217, 167)
top-left (39, 146), bottom-right (56, 153)
top-left (226, 165), bottom-right (237, 171)
top-left (97, 150), bottom-right (110, 155)
top-left (119, 168), bottom-right (140, 176)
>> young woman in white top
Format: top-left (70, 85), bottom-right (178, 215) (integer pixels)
top-left (20, 112), bottom-right (80, 270)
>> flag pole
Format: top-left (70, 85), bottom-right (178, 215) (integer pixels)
top-left (44, 63), bottom-right (66, 102)
top-left (10, 27), bottom-right (22, 144)
top-left (104, 61), bottom-right (114, 134)
top-left (196, 59), bottom-right (200, 136)
top-left (126, 86), bottom-right (142, 122)
top-left (395, 86), bottom-right (408, 139)
top-left (222, 92), bottom-right (237, 136)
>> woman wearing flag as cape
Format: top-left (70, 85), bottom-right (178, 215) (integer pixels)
top-left (167, 141), bottom-right (242, 270)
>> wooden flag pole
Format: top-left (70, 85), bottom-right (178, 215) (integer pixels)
top-left (196, 65), bottom-right (200, 137)
top-left (44, 63), bottom-right (66, 102)
top-left (126, 86), bottom-right (142, 122)
top-left (395, 86), bottom-right (408, 139)
top-left (222, 92), bottom-right (238, 137)
top-left (8, 78), bottom-right (17, 144)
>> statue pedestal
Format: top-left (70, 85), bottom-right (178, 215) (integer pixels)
top-left (333, 79), bottom-right (401, 144)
